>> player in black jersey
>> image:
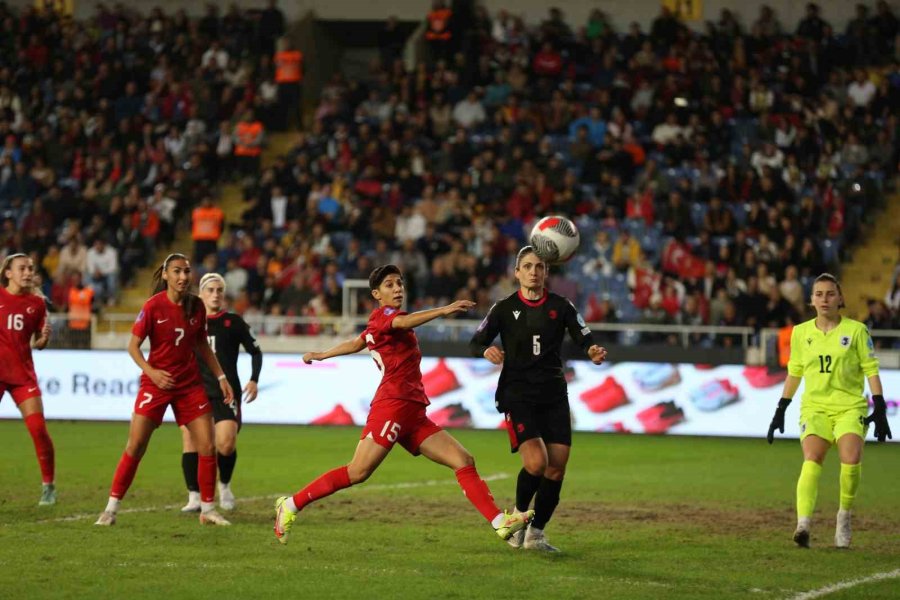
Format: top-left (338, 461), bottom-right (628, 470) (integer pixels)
top-left (470, 246), bottom-right (607, 552)
top-left (180, 273), bottom-right (263, 512)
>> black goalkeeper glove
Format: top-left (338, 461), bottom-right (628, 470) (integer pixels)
top-left (865, 395), bottom-right (892, 443)
top-left (767, 398), bottom-right (792, 444)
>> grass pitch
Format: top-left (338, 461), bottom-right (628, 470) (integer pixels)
top-left (0, 421), bottom-right (898, 599)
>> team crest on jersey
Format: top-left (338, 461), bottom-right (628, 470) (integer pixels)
top-left (548, 309), bottom-right (557, 320)
top-left (840, 336), bottom-right (850, 347)
top-left (224, 319), bottom-right (231, 327)
top-left (190, 318), bottom-right (198, 325)
top-left (26, 306), bottom-right (35, 314)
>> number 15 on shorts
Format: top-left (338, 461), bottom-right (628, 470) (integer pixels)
top-left (380, 420), bottom-right (401, 443)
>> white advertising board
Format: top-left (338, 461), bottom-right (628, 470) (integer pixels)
top-left (1, 351), bottom-right (897, 441)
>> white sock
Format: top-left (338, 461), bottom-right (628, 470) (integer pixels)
top-left (105, 497), bottom-right (120, 514)
top-left (526, 525), bottom-right (543, 538)
top-left (187, 491), bottom-right (200, 502)
top-left (218, 482), bottom-right (231, 492)
top-left (284, 496), bottom-right (298, 513)
top-left (201, 501), bottom-right (216, 513)
top-left (797, 516), bottom-right (811, 529)
top-left (490, 512), bottom-right (505, 529)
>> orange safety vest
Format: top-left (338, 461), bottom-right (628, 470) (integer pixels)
top-left (234, 121), bottom-right (263, 157)
top-left (192, 206), bottom-right (224, 241)
top-left (68, 287), bottom-right (93, 330)
top-left (425, 8), bottom-right (452, 41)
top-left (275, 50), bottom-right (303, 83)
top-left (777, 324), bottom-right (793, 368)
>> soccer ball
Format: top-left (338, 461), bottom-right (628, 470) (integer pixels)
top-left (529, 216), bottom-right (580, 263)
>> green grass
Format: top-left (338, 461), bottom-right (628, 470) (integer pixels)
top-left (0, 421), bottom-right (898, 600)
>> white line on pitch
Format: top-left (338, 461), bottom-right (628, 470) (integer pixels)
top-left (787, 568), bottom-right (900, 600)
top-left (36, 473), bottom-right (511, 524)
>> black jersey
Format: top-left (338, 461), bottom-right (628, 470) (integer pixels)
top-left (198, 311), bottom-right (262, 401)
top-left (469, 290), bottom-right (595, 410)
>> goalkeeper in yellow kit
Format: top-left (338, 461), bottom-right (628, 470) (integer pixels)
top-left (767, 273), bottom-right (891, 549)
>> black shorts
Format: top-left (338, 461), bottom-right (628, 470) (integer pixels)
top-left (211, 396), bottom-right (241, 427)
top-left (504, 401), bottom-right (571, 453)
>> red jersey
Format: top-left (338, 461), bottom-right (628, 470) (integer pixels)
top-left (362, 306), bottom-right (428, 405)
top-left (0, 287), bottom-right (47, 385)
top-left (132, 291), bottom-right (207, 392)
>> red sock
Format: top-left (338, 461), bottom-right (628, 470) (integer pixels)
top-left (110, 452), bottom-right (141, 499)
top-left (198, 454), bottom-right (217, 504)
top-left (292, 466), bottom-right (351, 511)
top-left (24, 413), bottom-right (55, 485)
top-left (455, 465), bottom-right (502, 522)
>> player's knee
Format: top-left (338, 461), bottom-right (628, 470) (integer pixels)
top-left (347, 464), bottom-right (373, 484)
top-left (195, 440), bottom-right (215, 456)
top-left (458, 451), bottom-right (475, 469)
top-left (544, 465), bottom-right (565, 480)
top-left (523, 457), bottom-right (547, 477)
top-left (216, 438), bottom-right (236, 456)
top-left (125, 440), bottom-right (148, 459)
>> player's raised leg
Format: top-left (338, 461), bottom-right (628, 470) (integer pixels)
top-left (794, 435), bottom-right (829, 547)
top-left (417, 430), bottom-right (532, 540)
top-left (179, 425), bottom-right (201, 512)
top-left (215, 420), bottom-right (239, 510)
top-left (18, 396), bottom-right (56, 506)
top-left (96, 413), bottom-right (157, 525)
top-left (835, 432), bottom-right (863, 549)
top-left (185, 414), bottom-right (229, 525)
top-left (275, 436), bottom-right (389, 544)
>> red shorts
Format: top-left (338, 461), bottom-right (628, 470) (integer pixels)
top-left (361, 399), bottom-right (442, 455)
top-left (0, 379), bottom-right (41, 405)
top-left (134, 385), bottom-right (212, 427)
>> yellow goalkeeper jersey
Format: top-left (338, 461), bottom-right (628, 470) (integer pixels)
top-left (787, 317), bottom-right (879, 412)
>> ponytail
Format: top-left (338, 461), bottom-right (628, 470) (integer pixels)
top-left (151, 253), bottom-right (198, 319)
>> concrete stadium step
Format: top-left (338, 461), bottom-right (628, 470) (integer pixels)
top-left (104, 132), bottom-right (299, 326)
top-left (841, 193), bottom-right (900, 320)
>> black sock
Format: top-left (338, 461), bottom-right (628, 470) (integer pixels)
top-left (532, 477), bottom-right (563, 530)
top-left (515, 468), bottom-right (543, 513)
top-left (182, 452), bottom-right (199, 492)
top-left (217, 450), bottom-right (237, 485)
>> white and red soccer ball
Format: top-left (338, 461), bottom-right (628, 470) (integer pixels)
top-left (529, 216), bottom-right (580, 263)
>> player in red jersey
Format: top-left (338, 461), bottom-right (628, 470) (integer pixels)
top-left (0, 254), bottom-right (55, 505)
top-left (273, 265), bottom-right (533, 545)
top-left (94, 254), bottom-right (234, 526)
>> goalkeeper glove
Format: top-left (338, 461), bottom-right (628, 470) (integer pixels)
top-left (767, 398), bottom-right (792, 444)
top-left (865, 395), bottom-right (892, 443)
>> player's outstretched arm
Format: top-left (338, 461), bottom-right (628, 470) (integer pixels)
top-left (303, 336), bottom-right (367, 363)
top-left (392, 300), bottom-right (475, 329)
top-left (196, 335), bottom-right (234, 404)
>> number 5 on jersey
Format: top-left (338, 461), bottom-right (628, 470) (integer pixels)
top-left (533, 335), bottom-right (541, 355)
top-left (380, 420), bottom-right (401, 443)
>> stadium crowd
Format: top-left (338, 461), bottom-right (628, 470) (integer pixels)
top-left (1, 2), bottom-right (899, 343)
top-left (0, 1), bottom-right (285, 311)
